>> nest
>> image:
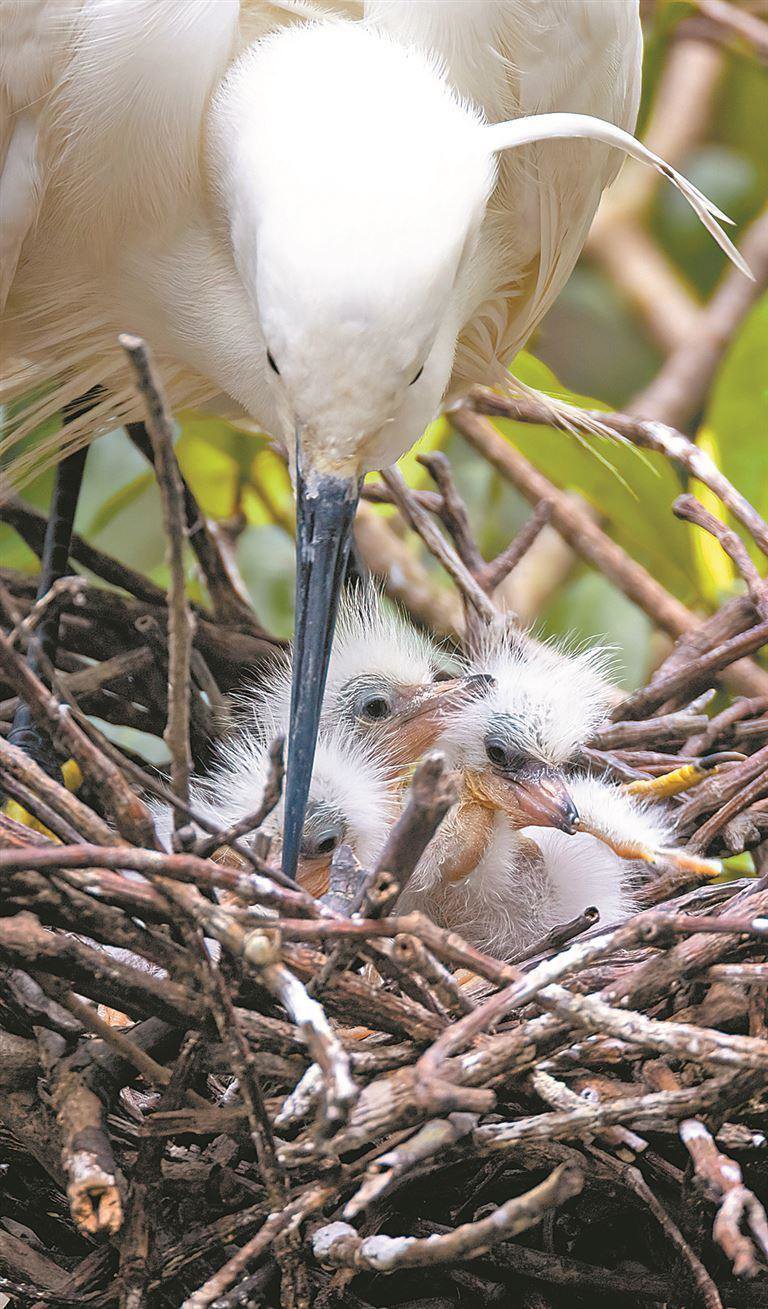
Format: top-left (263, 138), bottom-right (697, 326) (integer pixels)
top-left (1, 343), bottom-right (767, 1309)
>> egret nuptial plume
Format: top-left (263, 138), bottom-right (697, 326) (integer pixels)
top-left (1, 3), bottom-right (750, 873)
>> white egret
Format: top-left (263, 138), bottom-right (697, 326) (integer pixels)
top-left (153, 725), bottom-right (396, 897)
top-left (249, 586), bottom-right (492, 769)
top-left (395, 630), bottom-right (704, 957)
top-left (0, 1), bottom-right (748, 874)
top-left (398, 772), bottom-right (671, 958)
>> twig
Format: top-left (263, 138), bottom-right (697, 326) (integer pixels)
top-left (261, 961), bottom-right (356, 1132)
top-left (466, 388), bottom-right (768, 564)
top-left (646, 1060), bottom-right (768, 1279)
top-left (451, 408), bottom-right (697, 638)
top-left (193, 735), bottom-right (285, 860)
top-left (380, 466), bottom-right (498, 627)
top-left (120, 336), bottom-right (194, 812)
top-left (0, 628), bottom-right (157, 846)
top-left (182, 1185), bottom-right (333, 1309)
top-left (630, 207), bottom-right (768, 430)
top-left (674, 494), bottom-right (768, 618)
top-left (691, 0), bottom-right (768, 61)
top-left (313, 1163), bottom-right (583, 1270)
top-left (343, 1112), bottom-right (479, 1219)
top-left (125, 420), bottom-right (270, 633)
top-left (615, 620), bottom-right (768, 720)
top-left (36, 1027), bottom-right (124, 1239)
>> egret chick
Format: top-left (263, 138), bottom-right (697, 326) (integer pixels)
top-left (397, 631), bottom-right (613, 954)
top-left (250, 589), bottom-right (486, 771)
top-left (398, 631), bottom-right (716, 956)
top-left (402, 773), bottom-right (672, 959)
top-left (154, 726), bottom-right (395, 898)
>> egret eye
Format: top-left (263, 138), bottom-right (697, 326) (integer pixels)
top-left (314, 830), bottom-right (340, 857)
top-left (300, 815), bottom-right (346, 860)
top-left (359, 692), bottom-right (392, 721)
top-left (485, 736), bottom-right (525, 772)
top-left (350, 681), bottom-right (395, 722)
top-left (267, 349), bottom-right (280, 375)
top-left (432, 669), bottom-right (453, 684)
top-left (409, 365), bottom-right (424, 386)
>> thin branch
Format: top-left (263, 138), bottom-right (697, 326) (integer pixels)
top-left (120, 336), bottom-right (194, 811)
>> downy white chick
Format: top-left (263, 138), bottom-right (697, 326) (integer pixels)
top-left (96, 729), bottom-right (395, 1028)
top-left (153, 725), bottom-right (396, 898)
top-left (247, 588), bottom-right (485, 770)
top-left (397, 630), bottom-right (674, 958)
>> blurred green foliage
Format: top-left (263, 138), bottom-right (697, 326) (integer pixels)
top-left (2, 5), bottom-right (766, 699)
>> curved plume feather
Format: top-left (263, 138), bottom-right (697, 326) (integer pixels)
top-left (485, 113), bottom-right (753, 281)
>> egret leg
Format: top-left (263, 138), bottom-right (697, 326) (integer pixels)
top-left (7, 394), bottom-right (96, 780)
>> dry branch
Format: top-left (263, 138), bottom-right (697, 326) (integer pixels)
top-left (2, 309), bottom-right (768, 1309)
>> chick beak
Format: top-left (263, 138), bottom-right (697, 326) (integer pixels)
top-left (282, 444), bottom-right (360, 878)
top-left (393, 672), bottom-right (495, 761)
top-left (472, 764), bottom-right (579, 834)
top-left (512, 768), bottom-right (580, 833)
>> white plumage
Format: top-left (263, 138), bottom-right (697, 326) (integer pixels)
top-left (2, 1), bottom-right (745, 876)
top-left (148, 597), bottom-right (687, 958)
top-left (397, 631), bottom-right (672, 957)
top-left (440, 626), bottom-right (615, 771)
top-left (0, 0), bottom-right (743, 479)
top-left (153, 724), bottom-right (396, 892)
top-left (248, 587), bottom-right (458, 761)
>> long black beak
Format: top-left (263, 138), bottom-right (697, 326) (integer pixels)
top-left (282, 449), bottom-right (360, 878)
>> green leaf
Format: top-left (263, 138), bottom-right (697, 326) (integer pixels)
top-left (702, 294), bottom-right (768, 567)
top-left (236, 524), bottom-right (295, 638)
top-left (542, 571), bottom-right (653, 692)
top-left (85, 470), bottom-right (155, 536)
top-left (494, 353), bottom-right (699, 603)
top-left (176, 430), bottom-right (240, 520)
top-left (0, 524), bottom-right (39, 574)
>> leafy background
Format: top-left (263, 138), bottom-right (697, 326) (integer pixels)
top-left (2, 0), bottom-right (766, 722)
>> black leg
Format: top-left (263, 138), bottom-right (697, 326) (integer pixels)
top-left (8, 392), bottom-right (98, 779)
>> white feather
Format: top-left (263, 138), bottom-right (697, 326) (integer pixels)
top-left (440, 627), bottom-right (615, 770)
top-left (153, 723), bottom-right (395, 869)
top-left (485, 112), bottom-right (751, 280)
top-left (0, 1), bottom-right (745, 487)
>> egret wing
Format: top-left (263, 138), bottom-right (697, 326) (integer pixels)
top-left (0, 0), bottom-right (246, 477)
top-left (366, 0), bottom-right (642, 391)
top-left (0, 1), bottom-right (80, 310)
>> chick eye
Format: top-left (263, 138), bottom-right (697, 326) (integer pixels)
top-left (314, 831), bottom-right (340, 857)
top-left (359, 692), bottom-right (392, 721)
top-left (432, 669), bottom-right (453, 684)
top-left (485, 737), bottom-right (524, 771)
top-left (409, 365), bottom-right (424, 386)
top-left (267, 349), bottom-right (280, 376)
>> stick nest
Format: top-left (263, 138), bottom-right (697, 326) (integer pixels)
top-left (1, 357), bottom-right (768, 1309)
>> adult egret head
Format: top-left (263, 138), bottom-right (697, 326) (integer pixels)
top-left (209, 20), bottom-right (743, 876)
top-left (210, 24), bottom-right (495, 873)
